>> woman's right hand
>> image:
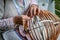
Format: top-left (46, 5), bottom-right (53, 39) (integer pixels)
top-left (13, 15), bottom-right (30, 25)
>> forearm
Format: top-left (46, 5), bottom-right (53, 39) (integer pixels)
top-left (0, 17), bottom-right (14, 29)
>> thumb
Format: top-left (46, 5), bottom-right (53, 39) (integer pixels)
top-left (21, 15), bottom-right (30, 21)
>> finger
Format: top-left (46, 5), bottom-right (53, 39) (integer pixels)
top-left (25, 17), bottom-right (30, 20)
top-left (37, 8), bottom-right (41, 15)
top-left (21, 15), bottom-right (30, 20)
top-left (25, 5), bottom-right (30, 15)
top-left (27, 9), bottom-right (31, 17)
top-left (34, 7), bottom-right (37, 16)
top-left (30, 7), bottom-right (33, 18)
top-left (23, 16), bottom-right (30, 20)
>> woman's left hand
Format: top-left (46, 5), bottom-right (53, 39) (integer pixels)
top-left (26, 4), bottom-right (40, 18)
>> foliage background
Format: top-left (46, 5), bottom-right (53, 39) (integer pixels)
top-left (55, 0), bottom-right (60, 17)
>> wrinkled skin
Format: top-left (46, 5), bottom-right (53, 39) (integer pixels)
top-left (13, 15), bottom-right (30, 25)
top-left (25, 4), bottom-right (40, 18)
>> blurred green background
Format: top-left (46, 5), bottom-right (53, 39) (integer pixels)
top-left (55, 0), bottom-right (60, 17)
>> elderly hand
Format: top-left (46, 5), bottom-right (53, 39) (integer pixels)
top-left (26, 4), bottom-right (40, 18)
top-left (13, 15), bottom-right (30, 25)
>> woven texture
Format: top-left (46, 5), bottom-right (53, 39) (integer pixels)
top-left (22, 7), bottom-right (60, 40)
